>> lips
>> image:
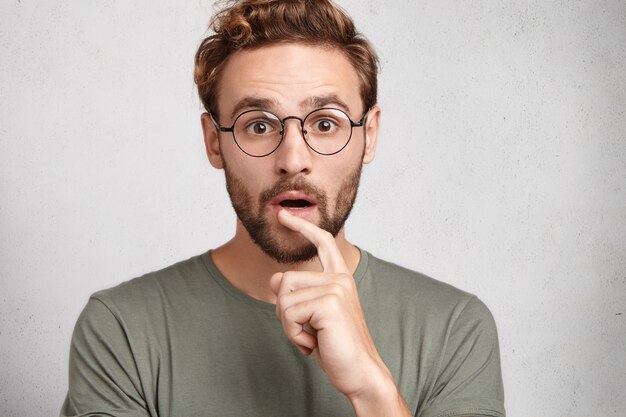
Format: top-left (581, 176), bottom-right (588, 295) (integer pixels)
top-left (270, 191), bottom-right (317, 211)
top-left (279, 199), bottom-right (313, 209)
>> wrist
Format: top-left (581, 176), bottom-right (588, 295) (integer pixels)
top-left (347, 366), bottom-right (410, 417)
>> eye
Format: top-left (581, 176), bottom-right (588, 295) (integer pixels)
top-left (315, 119), bottom-right (336, 133)
top-left (245, 120), bottom-right (276, 135)
top-left (305, 108), bottom-right (350, 136)
top-left (309, 117), bottom-right (340, 135)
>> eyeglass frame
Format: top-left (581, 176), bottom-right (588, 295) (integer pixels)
top-left (210, 107), bottom-right (370, 157)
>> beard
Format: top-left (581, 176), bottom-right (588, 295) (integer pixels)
top-left (223, 164), bottom-right (363, 264)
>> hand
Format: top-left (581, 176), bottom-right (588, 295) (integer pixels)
top-left (269, 210), bottom-right (390, 398)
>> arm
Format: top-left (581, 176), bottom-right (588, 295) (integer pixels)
top-left (270, 210), bottom-right (412, 417)
top-left (419, 297), bottom-right (505, 417)
top-left (60, 298), bottom-right (150, 417)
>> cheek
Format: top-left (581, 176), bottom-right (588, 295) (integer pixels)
top-left (322, 159), bottom-right (362, 201)
top-left (225, 156), bottom-right (273, 194)
top-left (346, 126), bottom-right (367, 155)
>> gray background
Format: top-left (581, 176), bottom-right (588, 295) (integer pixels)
top-left (1, 0), bottom-right (625, 416)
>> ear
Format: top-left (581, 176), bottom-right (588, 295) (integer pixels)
top-left (201, 112), bottom-right (224, 169)
top-left (362, 105), bottom-right (380, 164)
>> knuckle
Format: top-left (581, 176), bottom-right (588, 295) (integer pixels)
top-left (282, 304), bottom-right (297, 323)
top-left (334, 273), bottom-right (355, 291)
top-left (277, 292), bottom-right (290, 306)
top-left (336, 273), bottom-right (351, 285)
top-left (321, 293), bottom-right (342, 313)
top-left (328, 282), bottom-right (345, 297)
top-left (282, 308), bottom-right (302, 339)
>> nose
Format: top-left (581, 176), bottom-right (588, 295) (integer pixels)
top-left (273, 118), bottom-right (312, 176)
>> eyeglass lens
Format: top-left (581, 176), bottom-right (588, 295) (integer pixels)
top-left (232, 108), bottom-right (354, 156)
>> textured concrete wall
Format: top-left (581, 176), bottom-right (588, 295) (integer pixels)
top-left (1, 1), bottom-right (624, 416)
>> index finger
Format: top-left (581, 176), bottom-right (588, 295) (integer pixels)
top-left (277, 209), bottom-right (349, 274)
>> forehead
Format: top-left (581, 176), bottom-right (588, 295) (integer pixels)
top-left (216, 43), bottom-right (363, 120)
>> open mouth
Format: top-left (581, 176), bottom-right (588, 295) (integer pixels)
top-left (270, 191), bottom-right (318, 213)
top-left (278, 199), bottom-right (313, 210)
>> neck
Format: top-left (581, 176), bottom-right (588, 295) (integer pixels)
top-left (210, 220), bottom-right (361, 304)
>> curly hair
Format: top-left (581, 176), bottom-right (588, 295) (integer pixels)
top-left (194, 0), bottom-right (379, 114)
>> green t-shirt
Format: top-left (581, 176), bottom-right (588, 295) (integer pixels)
top-left (61, 249), bottom-right (505, 417)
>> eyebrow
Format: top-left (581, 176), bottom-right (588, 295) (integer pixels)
top-left (300, 94), bottom-right (352, 114)
top-left (228, 94), bottom-right (353, 121)
top-left (229, 97), bottom-right (279, 121)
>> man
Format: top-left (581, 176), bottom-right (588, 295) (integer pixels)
top-left (61, 1), bottom-right (505, 416)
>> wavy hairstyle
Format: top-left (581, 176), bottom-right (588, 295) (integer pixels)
top-left (194, 0), bottom-right (379, 115)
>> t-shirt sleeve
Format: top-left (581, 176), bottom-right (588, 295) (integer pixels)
top-left (418, 297), bottom-right (505, 417)
top-left (60, 297), bottom-right (150, 417)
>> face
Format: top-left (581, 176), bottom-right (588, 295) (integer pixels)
top-left (202, 43), bottom-right (379, 264)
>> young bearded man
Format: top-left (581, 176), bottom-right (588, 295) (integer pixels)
top-left (61, 1), bottom-right (505, 416)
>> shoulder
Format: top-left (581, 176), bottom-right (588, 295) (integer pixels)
top-left (359, 250), bottom-right (499, 342)
top-left (359, 252), bottom-right (504, 415)
top-left (362, 251), bottom-right (480, 311)
top-left (89, 252), bottom-right (211, 319)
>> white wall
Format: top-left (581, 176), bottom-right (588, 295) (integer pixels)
top-left (1, 1), bottom-right (624, 416)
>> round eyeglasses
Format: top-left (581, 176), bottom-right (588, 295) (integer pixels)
top-left (211, 107), bottom-right (368, 157)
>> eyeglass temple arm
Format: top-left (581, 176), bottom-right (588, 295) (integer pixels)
top-left (209, 112), bottom-right (235, 132)
top-left (351, 109), bottom-right (370, 127)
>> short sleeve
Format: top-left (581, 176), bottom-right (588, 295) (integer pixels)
top-left (60, 297), bottom-right (150, 417)
top-left (419, 297), bottom-right (505, 417)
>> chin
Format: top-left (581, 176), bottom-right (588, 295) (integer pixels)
top-left (259, 240), bottom-right (319, 264)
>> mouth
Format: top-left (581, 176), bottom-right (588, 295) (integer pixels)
top-left (270, 191), bottom-right (318, 215)
top-left (278, 199), bottom-right (313, 210)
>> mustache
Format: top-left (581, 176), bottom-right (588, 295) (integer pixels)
top-left (259, 177), bottom-right (328, 208)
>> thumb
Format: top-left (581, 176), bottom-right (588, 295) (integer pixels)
top-left (269, 272), bottom-right (284, 296)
